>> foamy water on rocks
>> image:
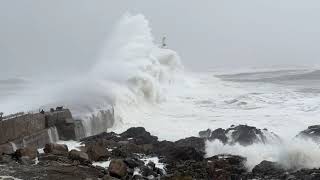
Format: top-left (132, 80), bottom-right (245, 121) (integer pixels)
top-left (1, 14), bottom-right (320, 170)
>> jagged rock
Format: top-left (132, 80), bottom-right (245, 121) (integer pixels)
top-left (120, 127), bottom-right (158, 145)
top-left (199, 128), bottom-right (211, 138)
top-left (141, 165), bottom-right (158, 177)
top-left (124, 158), bottom-right (145, 169)
top-left (201, 124), bottom-right (280, 146)
top-left (68, 149), bottom-right (90, 163)
top-left (167, 146), bottom-right (204, 162)
top-left (85, 143), bottom-right (110, 161)
top-left (108, 159), bottom-right (128, 178)
top-left (154, 141), bottom-right (204, 161)
top-left (252, 160), bottom-right (286, 178)
top-left (15, 146), bottom-right (38, 160)
top-left (111, 143), bottom-right (144, 158)
top-left (175, 137), bottom-right (206, 152)
top-left (43, 143), bottom-right (68, 155)
top-left (209, 128), bottom-right (228, 144)
top-left (206, 154), bottom-right (247, 180)
top-left (297, 125), bottom-right (320, 142)
top-left (81, 132), bottom-right (122, 145)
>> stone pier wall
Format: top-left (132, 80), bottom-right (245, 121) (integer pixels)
top-left (0, 113), bottom-right (45, 144)
top-left (0, 109), bottom-right (85, 154)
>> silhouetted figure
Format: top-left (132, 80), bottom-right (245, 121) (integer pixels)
top-left (56, 106), bottom-right (63, 111)
top-left (162, 36), bottom-right (167, 48)
top-left (40, 109), bottom-right (45, 114)
top-left (50, 108), bottom-right (55, 113)
top-left (0, 112), bottom-right (3, 121)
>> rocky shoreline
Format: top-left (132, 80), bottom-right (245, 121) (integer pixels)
top-left (1, 125), bottom-right (320, 180)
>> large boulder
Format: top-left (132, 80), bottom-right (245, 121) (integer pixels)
top-left (209, 128), bottom-right (228, 144)
top-left (199, 129), bottom-right (212, 139)
top-left (175, 137), bottom-right (206, 153)
top-left (252, 160), bottom-right (286, 178)
top-left (168, 146), bottom-right (204, 162)
top-left (120, 127), bottom-right (158, 145)
top-left (200, 125), bottom-right (280, 146)
top-left (43, 143), bottom-right (68, 155)
top-left (123, 158), bottom-right (144, 169)
top-left (15, 146), bottom-right (38, 160)
top-left (108, 159), bottom-right (128, 178)
top-left (85, 143), bottom-right (110, 161)
top-left (68, 150), bottom-right (90, 163)
top-left (296, 125), bottom-right (320, 142)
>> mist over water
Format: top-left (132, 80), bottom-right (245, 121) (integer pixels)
top-left (1, 13), bottom-right (320, 171)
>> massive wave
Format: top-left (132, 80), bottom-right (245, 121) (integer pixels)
top-left (0, 14), bottom-right (182, 136)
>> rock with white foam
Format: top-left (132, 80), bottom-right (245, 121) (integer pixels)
top-left (200, 124), bottom-right (281, 146)
top-left (297, 125), bottom-right (320, 142)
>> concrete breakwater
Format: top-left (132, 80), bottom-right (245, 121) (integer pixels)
top-left (0, 108), bottom-right (85, 154)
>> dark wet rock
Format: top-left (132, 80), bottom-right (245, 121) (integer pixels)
top-left (0, 158), bottom-right (104, 180)
top-left (5, 125), bottom-right (320, 180)
top-left (297, 125), bottom-right (320, 142)
top-left (153, 140), bottom-right (204, 163)
top-left (201, 124), bottom-right (280, 146)
top-left (199, 128), bottom-right (212, 138)
top-left (39, 153), bottom-right (73, 164)
top-left (108, 159), bottom-right (128, 178)
top-left (206, 154), bottom-right (247, 180)
top-left (141, 165), bottom-right (158, 177)
top-left (252, 160), bottom-right (286, 178)
top-left (165, 160), bottom-right (208, 179)
top-left (120, 127), bottom-right (158, 145)
top-left (124, 157), bottom-right (145, 169)
top-left (290, 168), bottom-right (320, 180)
top-left (209, 128), bottom-right (228, 144)
top-left (15, 146), bottom-right (38, 160)
top-left (175, 137), bottom-right (206, 152)
top-left (111, 143), bottom-right (144, 158)
top-left (85, 142), bottom-right (110, 161)
top-left (168, 146), bottom-right (204, 162)
top-left (44, 143), bottom-right (69, 155)
top-left (81, 132), bottom-right (122, 145)
top-left (68, 149), bottom-right (90, 164)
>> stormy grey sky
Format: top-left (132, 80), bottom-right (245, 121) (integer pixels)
top-left (1, 0), bottom-right (320, 77)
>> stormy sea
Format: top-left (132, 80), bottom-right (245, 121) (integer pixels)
top-left (1, 14), bottom-right (320, 179)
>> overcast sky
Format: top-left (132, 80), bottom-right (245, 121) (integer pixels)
top-left (1, 0), bottom-right (320, 77)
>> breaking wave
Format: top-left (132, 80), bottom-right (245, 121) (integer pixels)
top-left (206, 138), bottom-right (320, 170)
top-left (0, 14), bottom-right (182, 136)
